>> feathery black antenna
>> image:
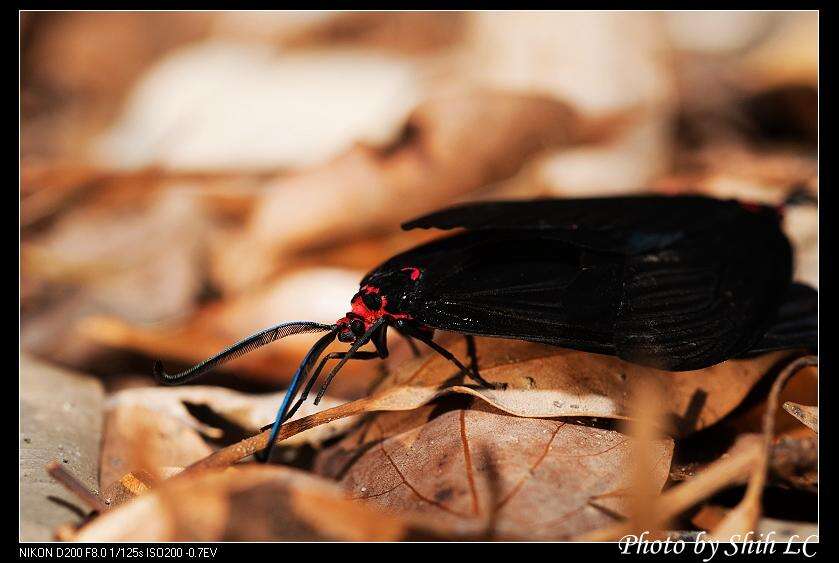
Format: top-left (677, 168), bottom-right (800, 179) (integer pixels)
top-left (153, 321), bottom-right (335, 385)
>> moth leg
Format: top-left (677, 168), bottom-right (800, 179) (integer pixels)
top-left (464, 334), bottom-right (480, 376)
top-left (314, 319), bottom-right (386, 405)
top-left (402, 328), bottom-right (501, 389)
top-left (283, 351), bottom-right (379, 421)
top-left (260, 351), bottom-right (380, 431)
top-left (461, 335), bottom-right (499, 389)
top-left (404, 334), bottom-right (422, 357)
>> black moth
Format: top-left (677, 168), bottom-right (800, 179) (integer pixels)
top-left (155, 195), bottom-right (817, 462)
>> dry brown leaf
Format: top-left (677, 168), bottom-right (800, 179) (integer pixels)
top-left (664, 145), bottom-right (817, 204)
top-left (74, 466), bottom-right (411, 541)
top-left (783, 402), bottom-right (818, 434)
top-left (22, 185), bottom-right (209, 369)
top-left (20, 160), bottom-right (106, 229)
top-left (315, 400), bottom-right (673, 540)
top-left (99, 385), bottom-right (356, 502)
top-left (22, 13), bottom-right (214, 158)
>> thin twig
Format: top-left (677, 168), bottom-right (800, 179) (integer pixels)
top-left (46, 460), bottom-right (109, 513)
top-left (710, 354), bottom-right (818, 539)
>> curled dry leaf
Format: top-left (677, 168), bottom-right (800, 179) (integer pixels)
top-left (366, 336), bottom-right (794, 437)
top-left (74, 466), bottom-right (410, 542)
top-left (315, 400), bottom-right (673, 540)
top-left (783, 402), bottom-right (818, 434)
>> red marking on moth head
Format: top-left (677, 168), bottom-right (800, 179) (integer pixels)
top-left (401, 267), bottom-right (421, 281)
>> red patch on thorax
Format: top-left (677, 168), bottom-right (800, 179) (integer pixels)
top-left (739, 201), bottom-right (764, 214)
top-left (739, 200), bottom-right (785, 220)
top-left (338, 284), bottom-right (413, 331)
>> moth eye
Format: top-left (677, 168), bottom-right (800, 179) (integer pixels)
top-left (350, 318), bottom-right (365, 336)
top-left (361, 292), bottom-right (382, 311)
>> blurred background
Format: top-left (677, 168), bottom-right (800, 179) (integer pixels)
top-left (20, 11), bottom-right (818, 400)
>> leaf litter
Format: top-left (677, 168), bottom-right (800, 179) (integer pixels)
top-left (22, 12), bottom-right (817, 542)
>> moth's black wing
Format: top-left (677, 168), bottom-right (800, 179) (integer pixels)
top-left (369, 230), bottom-right (624, 356)
top-left (375, 204), bottom-right (792, 370)
top-left (612, 213), bottom-right (792, 370)
top-left (402, 196), bottom-right (759, 254)
top-left (744, 283), bottom-right (818, 355)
